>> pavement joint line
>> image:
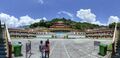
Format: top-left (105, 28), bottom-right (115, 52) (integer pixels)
top-left (77, 44), bottom-right (101, 58)
top-left (63, 42), bottom-right (71, 58)
top-left (49, 41), bottom-right (57, 56)
top-left (70, 42), bottom-right (94, 57)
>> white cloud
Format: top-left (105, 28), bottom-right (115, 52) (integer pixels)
top-left (0, 13), bottom-right (47, 28)
top-left (42, 17), bottom-right (47, 21)
top-left (58, 11), bottom-right (74, 19)
top-left (18, 15), bottom-right (35, 27)
top-left (38, 0), bottom-right (44, 4)
top-left (76, 9), bottom-right (96, 23)
top-left (33, 19), bottom-right (41, 23)
top-left (0, 13), bottom-right (19, 27)
top-left (92, 21), bottom-right (107, 26)
top-left (76, 9), bottom-right (108, 26)
top-left (107, 16), bottom-right (119, 24)
top-left (76, 9), bottom-right (120, 26)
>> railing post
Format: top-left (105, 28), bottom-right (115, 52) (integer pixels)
top-left (8, 42), bottom-right (12, 58)
top-left (112, 42), bottom-right (115, 55)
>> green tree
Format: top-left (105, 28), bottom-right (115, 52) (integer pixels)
top-left (109, 22), bottom-right (120, 29)
top-left (29, 23), bottom-right (39, 28)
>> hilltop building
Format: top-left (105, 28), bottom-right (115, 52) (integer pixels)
top-left (50, 21), bottom-right (70, 28)
top-left (49, 21), bottom-right (73, 32)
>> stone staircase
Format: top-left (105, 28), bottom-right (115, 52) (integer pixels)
top-left (0, 21), bottom-right (7, 58)
top-left (0, 38), bottom-right (7, 58)
top-left (112, 30), bottom-right (120, 58)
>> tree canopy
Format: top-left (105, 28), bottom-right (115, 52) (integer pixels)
top-left (109, 22), bottom-right (120, 29)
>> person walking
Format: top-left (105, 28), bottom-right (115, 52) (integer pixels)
top-left (28, 40), bottom-right (32, 54)
top-left (45, 39), bottom-right (50, 58)
top-left (39, 40), bottom-right (44, 58)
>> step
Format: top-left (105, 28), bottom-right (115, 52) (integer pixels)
top-left (0, 39), bottom-right (5, 41)
top-left (112, 55), bottom-right (120, 58)
top-left (0, 44), bottom-right (6, 47)
top-left (116, 45), bottom-right (120, 47)
top-left (0, 38), bottom-right (5, 40)
top-left (117, 44), bottom-right (120, 46)
top-left (0, 47), bottom-right (6, 51)
top-left (0, 55), bottom-right (7, 58)
top-left (117, 43), bottom-right (120, 45)
top-left (117, 40), bottom-right (120, 42)
top-left (116, 47), bottom-right (120, 49)
top-left (116, 48), bottom-right (120, 51)
top-left (112, 56), bottom-right (120, 58)
top-left (117, 41), bottom-right (120, 43)
top-left (0, 51), bottom-right (7, 55)
top-left (0, 38), bottom-right (4, 39)
top-left (115, 51), bottom-right (120, 54)
top-left (0, 41), bottom-right (6, 44)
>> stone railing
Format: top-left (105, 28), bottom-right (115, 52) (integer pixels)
top-left (5, 24), bottom-right (12, 58)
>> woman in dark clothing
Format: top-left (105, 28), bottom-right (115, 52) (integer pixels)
top-left (45, 39), bottom-right (50, 58)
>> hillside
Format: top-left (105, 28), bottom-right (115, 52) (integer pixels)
top-left (29, 18), bottom-right (120, 30)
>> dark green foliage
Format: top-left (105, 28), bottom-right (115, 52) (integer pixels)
top-left (29, 22), bottom-right (39, 28)
top-left (109, 22), bottom-right (120, 29)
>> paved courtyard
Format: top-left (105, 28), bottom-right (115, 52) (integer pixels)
top-left (12, 38), bottom-right (112, 58)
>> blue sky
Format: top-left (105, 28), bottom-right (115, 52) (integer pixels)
top-left (0, 0), bottom-right (120, 27)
